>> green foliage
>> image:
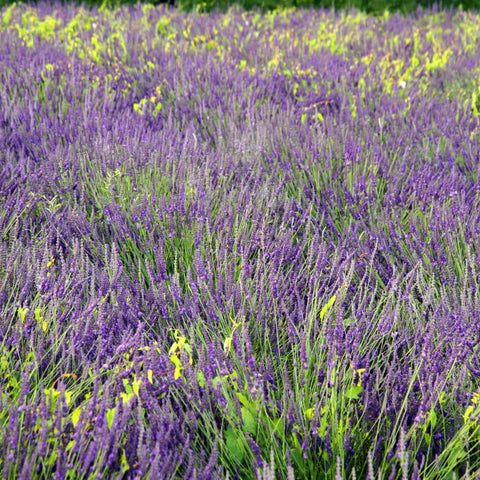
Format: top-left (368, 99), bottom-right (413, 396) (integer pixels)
top-left (2, 0), bottom-right (480, 13)
top-left (178, 0), bottom-right (480, 12)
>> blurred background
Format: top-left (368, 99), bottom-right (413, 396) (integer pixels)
top-left (1, 0), bottom-right (479, 15)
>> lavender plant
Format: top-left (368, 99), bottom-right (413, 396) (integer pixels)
top-left (1, 2), bottom-right (480, 479)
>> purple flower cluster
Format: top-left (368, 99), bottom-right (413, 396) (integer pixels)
top-left (1, 2), bottom-right (480, 478)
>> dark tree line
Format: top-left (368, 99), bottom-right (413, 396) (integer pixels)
top-left (0, 0), bottom-right (479, 12)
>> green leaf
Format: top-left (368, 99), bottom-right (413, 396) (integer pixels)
top-left (197, 371), bottom-right (205, 387)
top-left (170, 354), bottom-right (181, 368)
top-left (320, 295), bottom-right (336, 321)
top-left (345, 385), bottom-right (362, 400)
top-left (18, 307), bottom-right (29, 324)
top-left (291, 432), bottom-right (301, 448)
top-left (225, 427), bottom-right (245, 463)
top-left (174, 365), bottom-right (183, 380)
top-left (223, 336), bottom-right (232, 354)
top-left (291, 444), bottom-right (304, 470)
top-left (319, 415), bottom-right (328, 437)
top-left (267, 416), bottom-right (285, 438)
top-left (237, 391), bottom-right (252, 409)
top-left (123, 379), bottom-right (133, 394)
top-left (120, 392), bottom-right (134, 404)
top-left (107, 407), bottom-right (116, 430)
top-left (47, 451), bottom-right (58, 467)
top-left (241, 407), bottom-right (256, 434)
top-left (121, 449), bottom-right (130, 474)
top-left (464, 405), bottom-right (474, 424)
top-left (71, 408), bottom-right (81, 428)
top-left (428, 410), bottom-right (437, 430)
top-left (132, 379), bottom-right (141, 397)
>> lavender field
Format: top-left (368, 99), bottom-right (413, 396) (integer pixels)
top-left (1, 2), bottom-right (480, 479)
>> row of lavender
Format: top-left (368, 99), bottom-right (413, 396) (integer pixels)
top-left (1, 3), bottom-right (480, 479)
